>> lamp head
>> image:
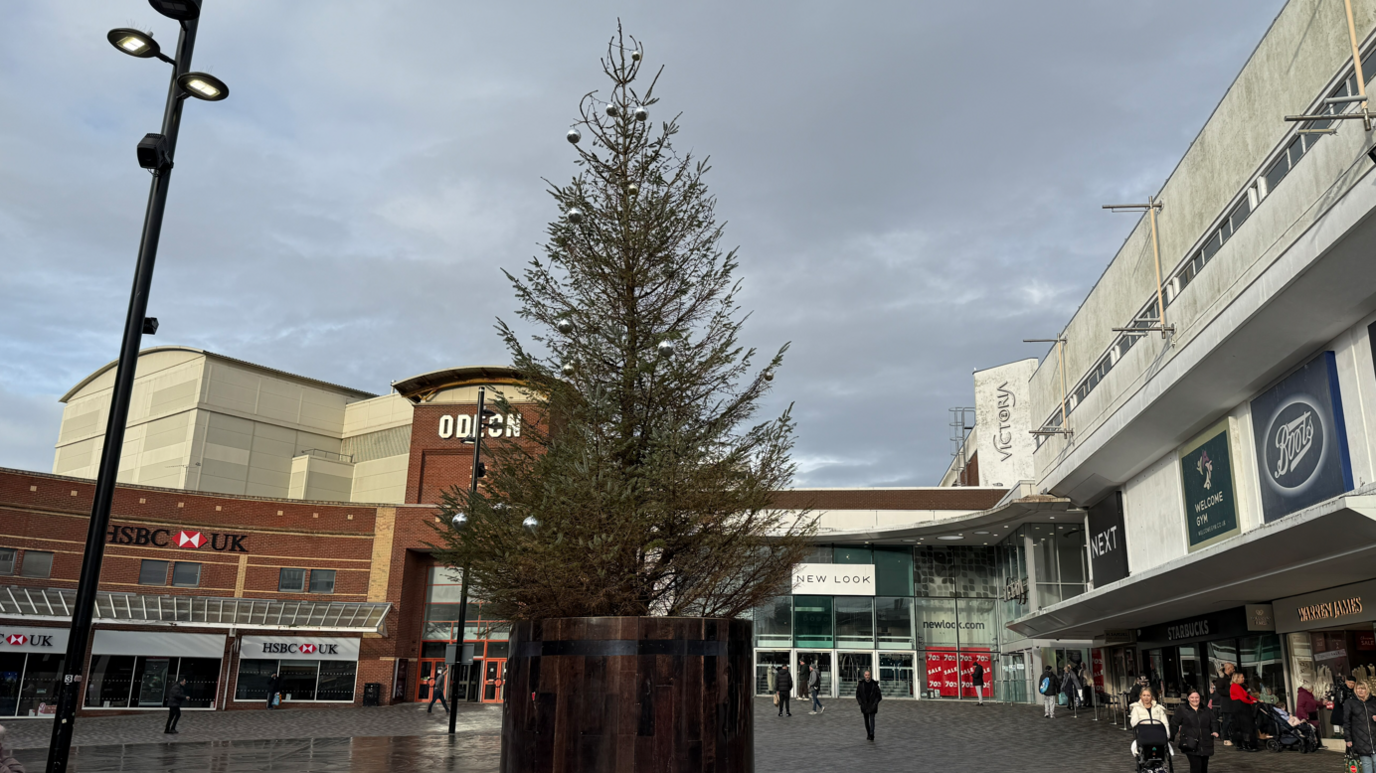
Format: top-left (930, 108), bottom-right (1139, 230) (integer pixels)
top-left (148, 0), bottom-right (201, 21)
top-left (178, 72), bottom-right (229, 101)
top-left (107, 28), bottom-right (160, 59)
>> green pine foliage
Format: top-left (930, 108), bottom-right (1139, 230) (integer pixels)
top-left (435, 28), bottom-right (815, 621)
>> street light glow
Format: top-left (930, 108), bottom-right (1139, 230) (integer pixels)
top-left (176, 72), bottom-right (229, 101)
top-left (106, 28), bottom-right (161, 59)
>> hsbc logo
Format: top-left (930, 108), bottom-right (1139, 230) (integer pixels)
top-left (261, 642), bottom-right (338, 656)
top-left (3, 633), bottom-right (55, 648)
top-left (106, 525), bottom-right (247, 552)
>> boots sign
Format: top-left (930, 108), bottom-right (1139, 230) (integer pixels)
top-left (106, 525), bottom-right (248, 552)
top-left (1249, 351), bottom-right (1354, 522)
top-left (791, 564), bottom-right (876, 596)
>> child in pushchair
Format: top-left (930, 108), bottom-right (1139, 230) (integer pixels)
top-left (1133, 718), bottom-right (1174, 772)
top-left (1256, 702), bottom-right (1320, 753)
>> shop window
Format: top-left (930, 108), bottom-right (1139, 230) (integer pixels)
top-left (0, 548), bottom-right (14, 575)
top-left (308, 569), bottom-right (336, 594)
top-left (956, 598), bottom-right (998, 649)
top-left (420, 642), bottom-right (448, 659)
top-left (278, 568), bottom-right (306, 592)
top-left (20, 551), bottom-right (53, 579)
top-left (1240, 634), bottom-right (1285, 704)
top-left (913, 598), bottom-right (958, 650)
top-left (138, 560), bottom-right (169, 586)
top-left (171, 562), bottom-right (200, 588)
top-left (755, 651), bottom-right (791, 695)
top-left (833, 546), bottom-right (872, 565)
top-left (754, 596), bottom-right (792, 648)
top-left (84, 655), bottom-right (218, 709)
top-left (873, 548), bottom-right (914, 596)
top-left (875, 596), bottom-right (914, 650)
top-left (792, 595), bottom-right (834, 648)
top-left (316, 661), bottom-right (358, 701)
top-left (234, 659), bottom-right (276, 701)
top-left (10, 652), bottom-right (62, 717)
top-left (279, 662), bottom-right (319, 701)
top-left (834, 597), bottom-right (875, 648)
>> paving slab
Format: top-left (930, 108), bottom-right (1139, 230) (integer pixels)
top-left (2, 698), bottom-right (1344, 772)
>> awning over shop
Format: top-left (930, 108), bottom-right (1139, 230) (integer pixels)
top-left (0, 586), bottom-right (391, 635)
top-left (1006, 492), bottom-right (1376, 641)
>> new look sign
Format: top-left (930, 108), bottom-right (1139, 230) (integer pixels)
top-left (1249, 351), bottom-right (1353, 522)
top-left (792, 564), bottom-right (875, 596)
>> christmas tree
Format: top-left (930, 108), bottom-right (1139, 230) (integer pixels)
top-left (437, 27), bottom-right (813, 621)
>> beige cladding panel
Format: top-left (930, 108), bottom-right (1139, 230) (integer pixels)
top-left (343, 393), bottom-right (414, 436)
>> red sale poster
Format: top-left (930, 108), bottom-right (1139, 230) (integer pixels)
top-left (1091, 649), bottom-right (1105, 688)
top-left (958, 650), bottom-right (993, 698)
top-left (924, 649), bottom-right (991, 698)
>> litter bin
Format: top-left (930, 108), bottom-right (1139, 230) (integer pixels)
top-left (363, 682), bottom-right (382, 706)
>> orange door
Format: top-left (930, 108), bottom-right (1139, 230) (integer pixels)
top-left (416, 659), bottom-right (445, 702)
top-left (482, 658), bottom-right (506, 703)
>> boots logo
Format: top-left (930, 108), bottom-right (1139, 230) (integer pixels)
top-left (1265, 399), bottom-right (1323, 490)
top-left (106, 525), bottom-right (248, 552)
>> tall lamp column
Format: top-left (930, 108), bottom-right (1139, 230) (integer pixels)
top-left (450, 387), bottom-right (491, 734)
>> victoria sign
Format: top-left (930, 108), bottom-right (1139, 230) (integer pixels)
top-left (1249, 352), bottom-right (1353, 522)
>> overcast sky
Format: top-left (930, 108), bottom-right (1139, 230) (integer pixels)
top-left (0, 1), bottom-right (1288, 487)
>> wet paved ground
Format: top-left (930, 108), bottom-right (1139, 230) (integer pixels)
top-left (2, 699), bottom-right (1343, 771)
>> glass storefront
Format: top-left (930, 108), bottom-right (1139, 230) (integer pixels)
top-left (416, 565), bottom-right (512, 704)
top-left (235, 658), bottom-right (358, 702)
top-left (0, 652), bottom-right (63, 717)
top-left (85, 656), bottom-right (219, 708)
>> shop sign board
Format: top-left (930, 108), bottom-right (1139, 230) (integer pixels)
top-left (106, 524), bottom-right (249, 553)
top-left (1249, 351), bottom-right (1354, 522)
top-left (791, 563), bottom-right (875, 596)
top-left (972, 359), bottom-right (1036, 487)
top-left (1178, 419), bottom-right (1241, 552)
top-left (1136, 607), bottom-right (1254, 645)
top-left (1273, 578), bottom-right (1376, 633)
top-left (92, 630), bottom-right (225, 658)
top-left (241, 635), bottom-right (360, 661)
top-left (1087, 491), bottom-right (1129, 584)
top-left (0, 626), bottom-right (69, 651)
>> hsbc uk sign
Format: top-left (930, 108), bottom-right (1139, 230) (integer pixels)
top-left (1, 626), bottom-right (70, 651)
top-left (241, 635), bottom-right (360, 661)
top-left (106, 526), bottom-right (248, 553)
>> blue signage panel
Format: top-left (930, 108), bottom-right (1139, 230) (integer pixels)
top-left (1249, 351), bottom-right (1353, 522)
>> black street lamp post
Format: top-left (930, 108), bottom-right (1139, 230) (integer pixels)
top-left (46, 3), bottom-right (227, 771)
top-left (449, 387), bottom-right (493, 735)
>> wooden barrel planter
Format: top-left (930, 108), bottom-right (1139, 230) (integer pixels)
top-left (500, 616), bottom-right (754, 773)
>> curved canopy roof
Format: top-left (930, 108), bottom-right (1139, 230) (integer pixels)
top-left (391, 365), bottom-right (527, 403)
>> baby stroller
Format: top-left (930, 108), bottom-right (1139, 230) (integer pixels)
top-left (1256, 703), bottom-right (1321, 753)
top-left (1133, 718), bottom-right (1174, 772)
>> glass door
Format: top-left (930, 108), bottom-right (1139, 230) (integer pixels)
top-left (795, 652), bottom-right (832, 698)
top-left (837, 652), bottom-right (873, 699)
top-left (878, 653), bottom-right (914, 698)
top-left (136, 658), bottom-right (170, 707)
top-left (482, 659), bottom-right (506, 703)
top-left (755, 651), bottom-right (791, 696)
top-left (415, 659), bottom-right (444, 702)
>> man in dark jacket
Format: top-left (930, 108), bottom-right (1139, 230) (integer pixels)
top-left (165, 677), bottom-right (187, 734)
top-left (1345, 682), bottom-right (1376, 771)
top-left (1039, 666), bottom-right (1060, 718)
top-left (1338, 676), bottom-right (1360, 737)
top-left (266, 672), bottom-right (281, 710)
top-left (427, 665), bottom-right (450, 715)
top-left (971, 661), bottom-right (985, 705)
top-left (776, 665), bottom-right (793, 717)
top-left (856, 669), bottom-right (882, 741)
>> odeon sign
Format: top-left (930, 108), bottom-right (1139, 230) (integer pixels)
top-left (436, 412), bottom-right (522, 440)
top-left (106, 525), bottom-right (248, 552)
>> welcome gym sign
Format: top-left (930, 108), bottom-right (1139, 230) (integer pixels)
top-left (791, 564), bottom-right (876, 596)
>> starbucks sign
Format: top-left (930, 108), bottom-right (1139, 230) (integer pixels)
top-left (1249, 352), bottom-right (1353, 522)
top-left (1179, 419), bottom-right (1240, 552)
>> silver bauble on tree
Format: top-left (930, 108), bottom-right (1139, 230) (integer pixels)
top-left (567, 128), bottom-right (581, 144)
top-left (657, 340), bottom-right (675, 357)
top-left (451, 512), bottom-right (469, 531)
top-left (606, 103), bottom-right (619, 117)
top-left (522, 515), bottom-right (540, 533)
top-left (567, 207), bottom-right (584, 224)
top-left (762, 370), bottom-right (774, 382)
top-left (561, 362), bottom-right (577, 376)
top-left (631, 50), bottom-right (641, 61)
top-left (633, 106), bottom-right (648, 122)
top-left (627, 183), bottom-right (639, 196)
top-left (556, 319), bottom-right (574, 335)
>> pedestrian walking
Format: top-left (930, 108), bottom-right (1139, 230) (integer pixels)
top-left (808, 664), bottom-right (824, 715)
top-left (971, 660), bottom-right (985, 705)
top-left (164, 677), bottom-right (187, 734)
top-left (1061, 664), bottom-right (1082, 712)
top-left (265, 672), bottom-right (281, 710)
top-left (427, 665), bottom-right (450, 714)
top-left (1212, 664), bottom-right (1234, 746)
top-left (1228, 672), bottom-right (1259, 751)
top-left (797, 658), bottom-right (810, 701)
top-left (1171, 688), bottom-right (1220, 773)
top-left (856, 669), bottom-right (882, 741)
top-left (0, 725), bottom-right (26, 773)
top-left (776, 665), bottom-right (793, 717)
top-left (1345, 681), bottom-right (1376, 773)
top-left (1038, 665), bottom-right (1060, 718)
